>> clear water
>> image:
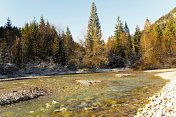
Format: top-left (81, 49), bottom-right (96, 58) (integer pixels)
top-left (0, 70), bottom-right (167, 117)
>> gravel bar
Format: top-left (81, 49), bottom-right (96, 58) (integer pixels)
top-left (135, 71), bottom-right (176, 117)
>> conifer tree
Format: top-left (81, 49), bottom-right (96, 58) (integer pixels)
top-left (0, 41), bottom-right (8, 63)
top-left (154, 25), bottom-right (164, 64)
top-left (85, 2), bottom-right (101, 50)
top-left (59, 33), bottom-right (67, 66)
top-left (133, 25), bottom-right (142, 58)
top-left (5, 17), bottom-right (12, 29)
top-left (124, 22), bottom-right (130, 33)
top-left (140, 20), bottom-right (157, 69)
top-left (83, 2), bottom-right (105, 69)
top-left (141, 19), bottom-right (152, 60)
top-left (144, 18), bottom-right (151, 30)
top-left (164, 19), bottom-right (176, 57)
top-left (124, 22), bottom-right (133, 60)
top-left (13, 37), bottom-right (23, 67)
top-left (4, 18), bottom-right (17, 63)
top-left (52, 35), bottom-right (60, 63)
top-left (107, 18), bottom-right (132, 68)
top-left (39, 16), bottom-right (45, 30)
top-left (65, 27), bottom-right (74, 58)
top-left (29, 19), bottom-right (38, 58)
top-left (113, 16), bottom-right (124, 56)
top-left (21, 23), bottom-right (30, 63)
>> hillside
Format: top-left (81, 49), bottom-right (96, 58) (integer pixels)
top-left (153, 7), bottom-right (176, 27)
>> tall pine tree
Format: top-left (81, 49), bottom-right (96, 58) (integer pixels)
top-left (83, 2), bottom-right (106, 69)
top-left (133, 25), bottom-right (142, 59)
top-left (113, 16), bottom-right (124, 56)
top-left (85, 2), bottom-right (101, 50)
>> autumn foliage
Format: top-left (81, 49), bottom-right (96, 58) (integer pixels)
top-left (1, 3), bottom-right (176, 70)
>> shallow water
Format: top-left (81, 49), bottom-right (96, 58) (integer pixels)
top-left (0, 70), bottom-right (167, 117)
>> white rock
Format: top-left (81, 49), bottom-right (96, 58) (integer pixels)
top-left (52, 100), bottom-right (57, 104)
top-left (135, 70), bottom-right (176, 117)
top-left (29, 111), bottom-right (34, 113)
top-left (45, 103), bottom-right (51, 108)
top-left (115, 74), bottom-right (133, 77)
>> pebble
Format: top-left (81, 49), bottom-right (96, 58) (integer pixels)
top-left (60, 106), bottom-right (67, 111)
top-left (29, 111), bottom-right (34, 113)
top-left (45, 103), bottom-right (51, 108)
top-left (52, 100), bottom-right (57, 104)
top-left (135, 71), bottom-right (176, 117)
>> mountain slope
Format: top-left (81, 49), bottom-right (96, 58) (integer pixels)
top-left (154, 7), bottom-right (176, 26)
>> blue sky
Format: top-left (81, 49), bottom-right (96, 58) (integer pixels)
top-left (0, 0), bottom-right (176, 42)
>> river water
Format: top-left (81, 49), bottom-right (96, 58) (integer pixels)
top-left (0, 70), bottom-right (167, 117)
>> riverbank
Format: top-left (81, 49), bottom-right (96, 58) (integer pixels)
top-left (135, 69), bottom-right (176, 117)
top-left (0, 68), bottom-right (127, 82)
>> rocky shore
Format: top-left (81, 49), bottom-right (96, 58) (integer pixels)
top-left (0, 67), bottom-right (128, 82)
top-left (135, 70), bottom-right (176, 117)
top-left (0, 87), bottom-right (46, 105)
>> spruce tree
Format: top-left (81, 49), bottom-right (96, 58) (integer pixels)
top-left (0, 41), bottom-right (8, 63)
top-left (5, 17), bottom-right (12, 29)
top-left (124, 22), bottom-right (133, 60)
top-left (113, 16), bottom-right (124, 55)
top-left (124, 22), bottom-right (130, 33)
top-left (83, 2), bottom-right (105, 69)
top-left (29, 19), bottom-right (38, 58)
top-left (4, 18), bottom-right (16, 63)
top-left (59, 33), bottom-right (67, 66)
top-left (86, 2), bottom-right (101, 50)
top-left (65, 26), bottom-right (74, 57)
top-left (133, 25), bottom-right (142, 58)
top-left (52, 35), bottom-right (60, 63)
top-left (39, 16), bottom-right (45, 30)
top-left (21, 23), bottom-right (30, 63)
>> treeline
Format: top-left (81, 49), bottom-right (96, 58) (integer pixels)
top-left (0, 17), bottom-right (83, 70)
top-left (138, 18), bottom-right (176, 69)
top-left (106, 17), bottom-right (176, 70)
top-left (0, 2), bottom-right (176, 70)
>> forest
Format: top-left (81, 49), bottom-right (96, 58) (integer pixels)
top-left (1, 2), bottom-right (176, 73)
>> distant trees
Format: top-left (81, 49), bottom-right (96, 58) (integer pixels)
top-left (0, 18), bottom-right (20, 64)
top-left (153, 25), bottom-right (165, 65)
top-left (1, 2), bottom-right (176, 71)
top-left (164, 19), bottom-right (176, 58)
top-left (137, 18), bottom-right (176, 69)
top-left (0, 17), bottom-right (79, 69)
top-left (105, 16), bottom-right (133, 68)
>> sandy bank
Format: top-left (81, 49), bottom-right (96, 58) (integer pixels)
top-left (144, 68), bottom-right (176, 73)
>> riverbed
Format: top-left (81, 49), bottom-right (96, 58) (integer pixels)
top-left (0, 70), bottom-right (167, 117)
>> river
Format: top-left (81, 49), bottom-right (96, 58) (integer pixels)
top-left (0, 70), bottom-right (167, 117)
